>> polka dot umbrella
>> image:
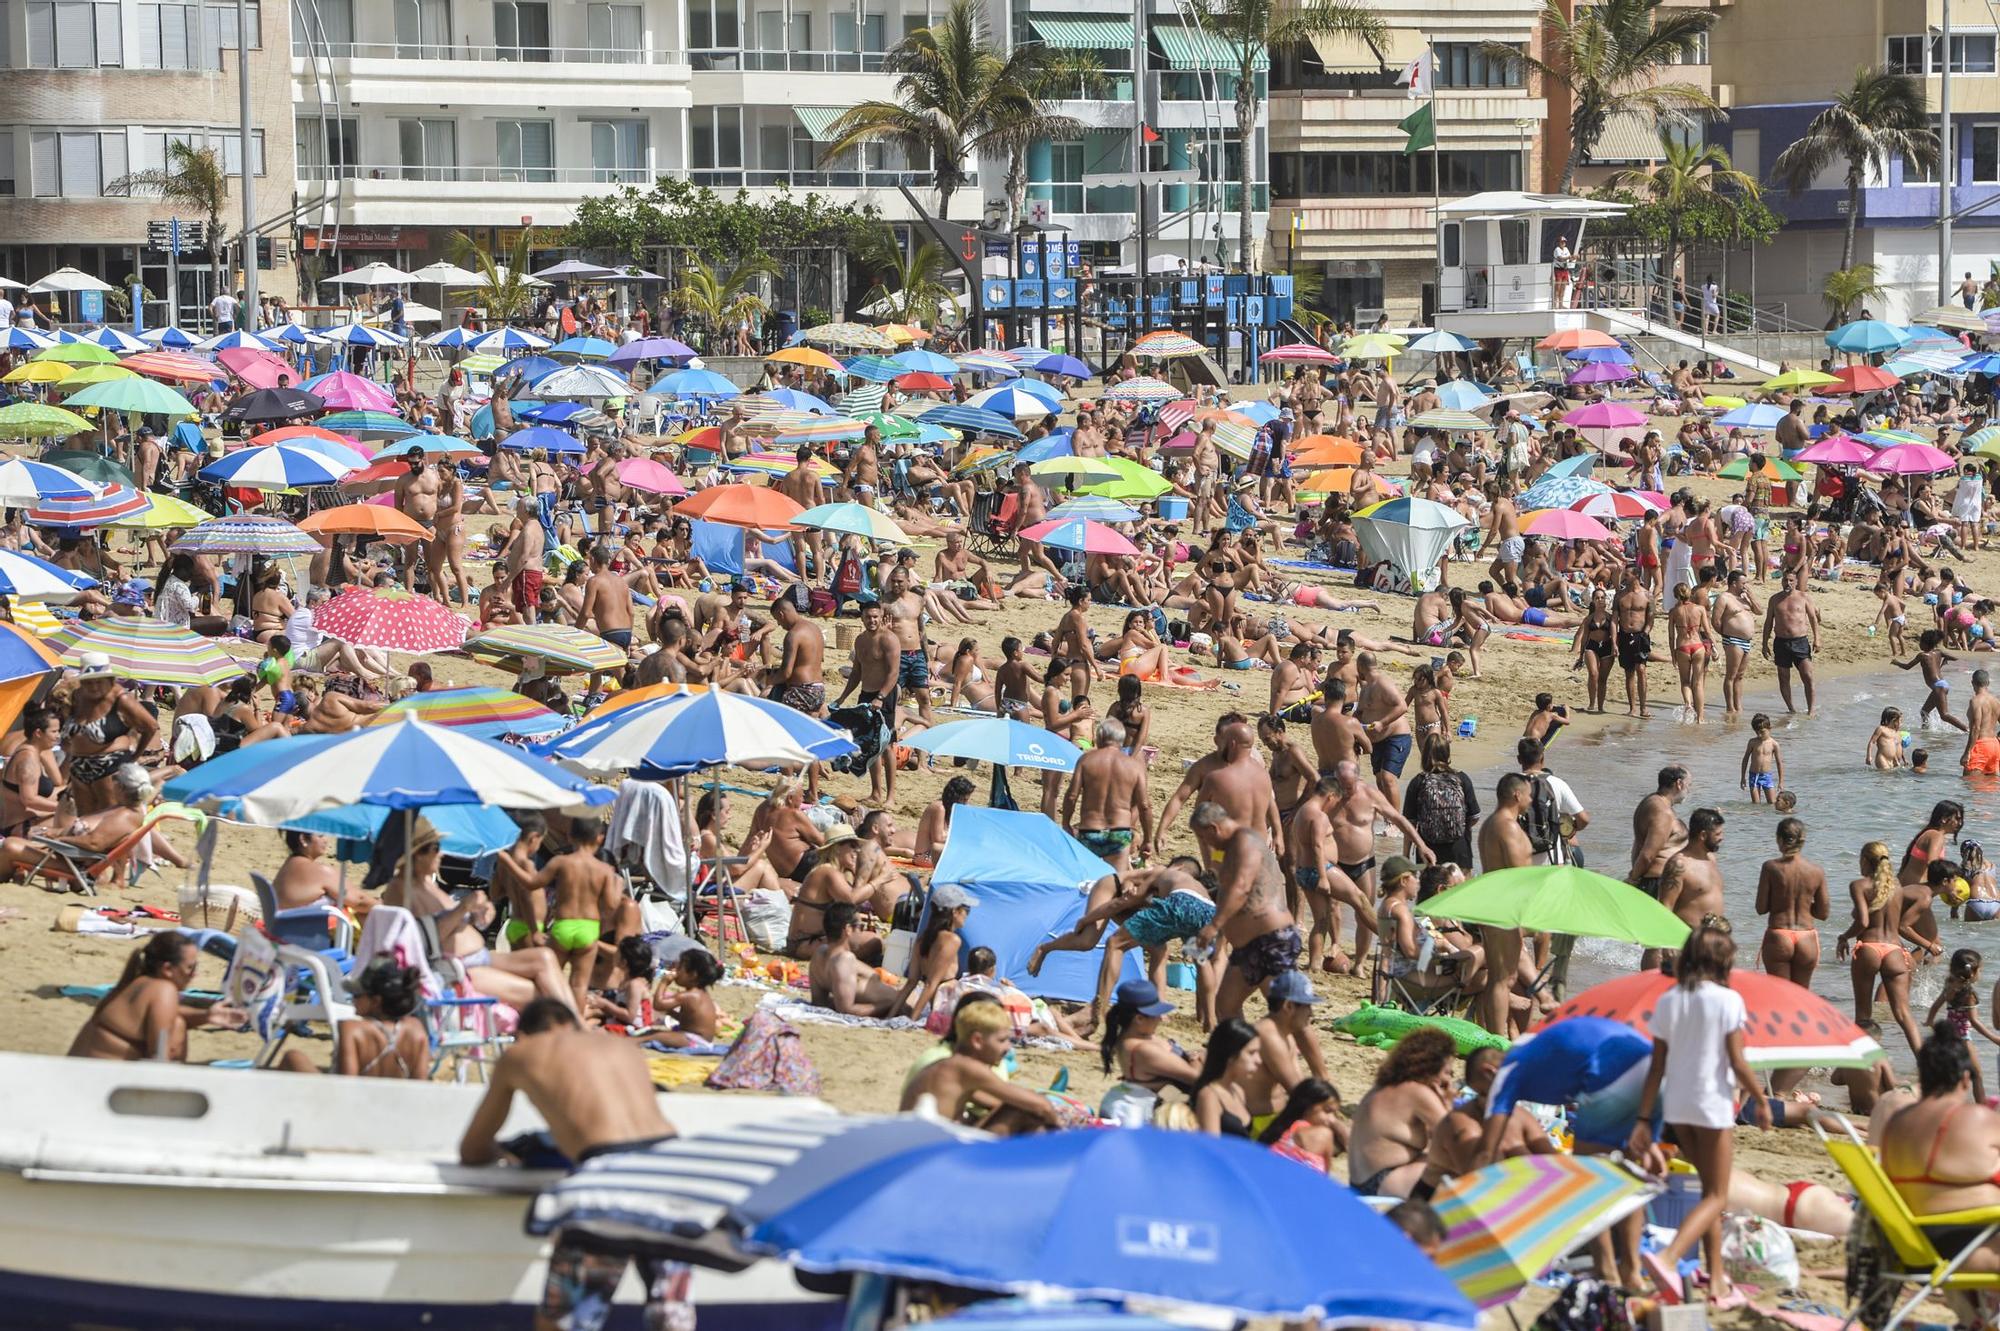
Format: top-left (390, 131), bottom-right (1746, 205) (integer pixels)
top-left (313, 586), bottom-right (470, 652)
top-left (1537, 966), bottom-right (1885, 1069)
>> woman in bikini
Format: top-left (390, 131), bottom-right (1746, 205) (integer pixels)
top-left (1901, 800), bottom-right (1966, 954)
top-left (1096, 612), bottom-right (1171, 682)
top-left (272, 830), bottom-right (347, 911)
top-left (1878, 1021), bottom-right (2000, 1273)
top-left (1107, 674), bottom-right (1152, 757)
top-left (249, 566), bottom-right (294, 645)
top-left (68, 931), bottom-right (236, 1061)
top-left (63, 664), bottom-right (158, 814)
top-left (1096, 977), bottom-right (1201, 1123)
top-left (944, 638), bottom-right (997, 712)
top-left (1667, 583), bottom-right (1714, 722)
top-left (1755, 816), bottom-right (1828, 987)
top-left (693, 790), bottom-right (790, 898)
top-left (1192, 1018), bottom-right (1264, 1138)
top-left (1574, 588), bottom-right (1616, 714)
top-left (2, 706), bottom-right (64, 838)
top-left (278, 958), bottom-right (429, 1078)
top-left (1839, 841), bottom-right (1931, 1054)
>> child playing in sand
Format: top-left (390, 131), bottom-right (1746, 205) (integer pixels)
top-left (651, 945), bottom-right (724, 1047)
top-left (1895, 630), bottom-right (1965, 731)
top-left (1740, 713), bottom-right (1784, 805)
top-left (1926, 948), bottom-right (2000, 1099)
top-left (1865, 708), bottom-right (1907, 770)
top-left (1874, 578), bottom-right (1909, 659)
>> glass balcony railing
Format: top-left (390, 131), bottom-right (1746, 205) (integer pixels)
top-left (688, 167), bottom-right (933, 189)
top-left (292, 40), bottom-right (684, 63)
top-left (297, 162), bottom-right (652, 184)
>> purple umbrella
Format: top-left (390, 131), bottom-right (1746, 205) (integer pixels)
top-left (1566, 362), bottom-right (1636, 386)
top-left (1793, 435), bottom-right (1877, 466)
top-left (607, 337), bottom-right (696, 366)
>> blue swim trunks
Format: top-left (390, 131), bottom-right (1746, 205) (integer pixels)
top-left (1750, 771), bottom-right (1775, 791)
top-left (1124, 891), bottom-right (1217, 948)
top-left (898, 649), bottom-right (930, 690)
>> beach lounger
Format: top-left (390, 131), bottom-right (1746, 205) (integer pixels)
top-left (21, 804), bottom-right (203, 897)
top-left (1815, 1112), bottom-right (2000, 1331)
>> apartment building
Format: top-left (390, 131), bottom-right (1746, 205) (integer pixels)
top-left (1264, 0), bottom-right (1548, 325)
top-left (0, 0), bottom-right (298, 313)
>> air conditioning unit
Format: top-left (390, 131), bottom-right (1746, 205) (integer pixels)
top-left (1713, 83), bottom-right (1734, 108)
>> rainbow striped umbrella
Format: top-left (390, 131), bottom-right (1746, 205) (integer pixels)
top-left (772, 416), bottom-right (868, 443)
top-left (1431, 1155), bottom-right (1657, 1308)
top-left (25, 486), bottom-right (152, 528)
top-left (1130, 330), bottom-right (1206, 358)
top-left (1409, 408), bottom-right (1498, 432)
top-left (1099, 376), bottom-right (1181, 404)
top-left (120, 350), bottom-right (224, 384)
top-left (170, 514), bottom-right (322, 556)
top-left (721, 451), bottom-right (799, 478)
top-left (466, 623), bottom-right (627, 674)
top-left (47, 617), bottom-right (245, 687)
top-left (367, 685), bottom-right (566, 740)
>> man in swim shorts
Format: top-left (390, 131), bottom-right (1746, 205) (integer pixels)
top-left (1190, 801), bottom-right (1303, 1019)
top-left (1964, 669), bottom-right (2000, 774)
top-left (546, 817), bottom-right (625, 1014)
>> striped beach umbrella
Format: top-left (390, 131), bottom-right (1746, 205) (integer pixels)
top-left (108, 493), bottom-right (213, 529)
top-left (0, 621), bottom-right (61, 680)
top-left (48, 617), bottom-right (244, 686)
top-left (529, 363), bottom-right (631, 400)
top-left (198, 328), bottom-right (283, 352)
top-left (316, 410), bottom-right (419, 439)
top-left (1432, 1156), bottom-right (1657, 1309)
top-left (842, 355), bottom-right (905, 383)
top-left (120, 350), bottom-right (223, 384)
top-left (466, 623), bottom-right (628, 674)
top-left (313, 586), bottom-right (469, 652)
top-left (0, 326), bottom-right (55, 352)
top-left (793, 502), bottom-right (911, 545)
top-left (1098, 376), bottom-right (1181, 404)
top-left (967, 385), bottom-right (1062, 420)
top-left (1408, 408), bottom-right (1497, 433)
top-left (0, 458), bottom-right (95, 504)
top-left (199, 444), bottom-right (353, 490)
top-left (532, 689), bottom-right (853, 779)
top-left (892, 348), bottom-right (958, 376)
top-left (918, 404), bottom-right (1025, 438)
top-left (956, 351), bottom-right (1021, 377)
top-left (721, 451), bottom-right (800, 479)
top-left (170, 514), bottom-right (323, 556)
top-left (82, 327), bottom-right (148, 353)
top-left (317, 322), bottom-right (407, 349)
top-left (470, 326), bottom-right (552, 353)
top-left (302, 370), bottom-right (398, 412)
top-left (0, 549), bottom-right (97, 600)
top-left (0, 403), bottom-right (92, 439)
top-left (367, 685), bottom-right (566, 740)
top-left (800, 321), bottom-right (894, 351)
top-left (1048, 495), bottom-right (1143, 523)
top-left (1516, 475), bottom-right (1610, 510)
top-left (772, 417), bottom-right (867, 444)
top-left (1568, 490), bottom-right (1663, 520)
top-left (1261, 342), bottom-right (1338, 364)
top-left (1130, 330), bottom-right (1206, 358)
top-left (26, 486), bottom-right (152, 528)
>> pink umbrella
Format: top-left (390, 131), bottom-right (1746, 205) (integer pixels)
top-left (1261, 343), bottom-right (1340, 364)
top-left (609, 457), bottom-right (687, 496)
top-left (218, 347), bottom-right (295, 391)
top-left (312, 586), bottom-right (469, 652)
top-left (1794, 435), bottom-right (1878, 466)
top-left (1561, 402), bottom-right (1648, 430)
top-left (1867, 443), bottom-right (1957, 475)
top-left (1017, 517), bottom-right (1140, 556)
top-left (1569, 491), bottom-right (1662, 520)
top-left (309, 371), bottom-right (398, 412)
top-left (1522, 508), bottom-right (1613, 542)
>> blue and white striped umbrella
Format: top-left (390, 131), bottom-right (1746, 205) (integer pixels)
top-left (1885, 349), bottom-right (1971, 376)
top-left (0, 326), bottom-right (55, 352)
top-left (893, 348), bottom-right (959, 375)
top-left (843, 355), bottom-right (905, 383)
top-left (0, 457), bottom-right (97, 504)
top-left (967, 385), bottom-right (1061, 420)
top-left (198, 328), bottom-right (283, 353)
top-left (162, 714), bottom-right (611, 824)
top-left (471, 326), bottom-right (553, 352)
top-left (1015, 432), bottom-right (1074, 465)
top-left (659, 368), bottom-right (739, 398)
top-left (1234, 401), bottom-right (1280, 425)
top-left (316, 322), bottom-right (408, 349)
top-left (0, 548), bottom-right (97, 600)
top-left (1435, 380), bottom-right (1492, 410)
top-left (1564, 346), bottom-right (1634, 364)
top-left (138, 326), bottom-right (201, 349)
top-left (957, 351), bottom-right (1021, 377)
top-left (198, 444), bottom-right (353, 489)
top-left (266, 434), bottom-right (371, 471)
top-left (262, 323), bottom-right (314, 346)
top-left (534, 689), bottom-right (856, 779)
top-left (1958, 352), bottom-right (2000, 376)
top-left (918, 404), bottom-right (1026, 438)
top-left (83, 327), bottom-right (148, 353)
top-left (425, 327), bottom-right (485, 349)
top-left (1515, 475), bottom-right (1611, 510)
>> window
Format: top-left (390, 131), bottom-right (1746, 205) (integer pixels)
top-left (30, 128), bottom-right (126, 196)
top-left (28, 1), bottom-right (120, 67)
top-left (214, 128), bottom-right (266, 176)
top-left (1667, 31), bottom-right (1708, 64)
top-left (1954, 34), bottom-right (1998, 72)
top-left (1269, 149), bottom-right (1521, 198)
top-left (690, 105), bottom-right (742, 181)
top-left (205, 0), bottom-right (261, 55)
top-left (1886, 34), bottom-right (1925, 73)
top-left (395, 0), bottom-right (449, 57)
top-left (0, 132), bottom-right (14, 196)
top-left (496, 118), bottom-right (553, 180)
top-left (293, 0), bottom-right (353, 52)
top-left (295, 114), bottom-right (358, 177)
top-left (688, 0), bottom-right (738, 49)
top-left (588, 118), bottom-right (648, 181)
top-left (1975, 124), bottom-right (2000, 185)
top-left (1906, 124), bottom-right (1957, 184)
top-left (396, 117), bottom-right (456, 179)
top-left (587, 3), bottom-right (640, 59)
top-left (0, 2), bottom-right (11, 67)
top-left (1434, 42), bottom-right (1522, 89)
top-left (1440, 222), bottom-right (1460, 267)
top-left (137, 2), bottom-right (260, 69)
top-left (1889, 32), bottom-right (1999, 73)
top-left (1048, 139), bottom-right (1084, 213)
top-left (493, 0), bottom-right (549, 59)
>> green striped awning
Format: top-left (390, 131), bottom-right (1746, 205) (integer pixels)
top-left (1027, 17), bottom-right (1135, 50)
top-left (1152, 24), bottom-right (1268, 71)
top-left (793, 107), bottom-right (848, 142)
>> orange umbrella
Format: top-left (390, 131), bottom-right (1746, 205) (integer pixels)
top-left (768, 346), bottom-right (843, 372)
top-left (675, 483), bottom-right (805, 530)
top-left (675, 425), bottom-right (723, 451)
top-left (1297, 468), bottom-right (1359, 494)
top-left (584, 680), bottom-right (710, 720)
top-left (1537, 329), bottom-right (1619, 351)
top-left (876, 323), bottom-right (931, 344)
top-left (299, 503), bottom-right (432, 543)
top-left (1293, 439), bottom-right (1364, 467)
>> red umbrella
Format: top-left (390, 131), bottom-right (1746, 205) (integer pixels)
top-left (312, 586), bottom-right (469, 652)
top-left (1537, 329), bottom-right (1619, 351)
top-left (675, 483), bottom-right (803, 530)
top-left (1539, 969), bottom-right (1884, 1068)
top-left (1831, 364), bottom-right (1901, 393)
top-left (894, 371), bottom-right (952, 392)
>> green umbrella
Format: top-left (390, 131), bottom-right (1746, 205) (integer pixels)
top-left (30, 342), bottom-right (116, 366)
top-left (1416, 864), bottom-right (1690, 948)
top-left (42, 449), bottom-right (136, 488)
top-left (0, 403), bottom-right (92, 438)
top-left (1079, 456), bottom-right (1173, 501)
top-left (63, 376), bottom-right (198, 418)
top-left (856, 411), bottom-right (922, 440)
top-left (1718, 455), bottom-right (1803, 482)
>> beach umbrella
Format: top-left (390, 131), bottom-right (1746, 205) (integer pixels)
top-left (0, 621), bottom-right (60, 680)
top-left (317, 410), bottom-right (420, 439)
top-left (1830, 364), bottom-right (1901, 393)
top-left (747, 1128), bottom-right (1475, 1328)
top-left (1560, 402), bottom-right (1647, 431)
top-left (915, 404), bottom-right (1023, 439)
top-left (800, 321), bottom-right (895, 351)
top-left (317, 322), bottom-right (407, 349)
top-left (892, 348), bottom-right (959, 376)
top-left (80, 327), bottom-right (146, 353)
top-left (749, 388), bottom-right (833, 415)
top-left (0, 403), bottom-right (92, 439)
top-left (1434, 381), bottom-right (1491, 410)
top-left (1018, 517), bottom-right (1139, 556)
top-left (1407, 407), bottom-right (1496, 432)
top-left (1701, 394), bottom-right (1747, 409)
top-left (110, 493), bottom-right (212, 530)
top-left (1232, 402), bottom-right (1280, 426)
top-left (119, 350), bottom-right (220, 385)
top-left (325, 262), bottom-right (415, 287)
top-left (605, 457), bottom-right (688, 497)
top-left (28, 267), bottom-right (116, 294)
top-left (457, 353), bottom-right (506, 377)
top-left (1536, 329), bottom-right (1618, 351)
top-left (1, 360), bottom-right (72, 385)
top-left (1565, 361), bottom-right (1635, 386)
top-left (1855, 429), bottom-right (1928, 449)
top-left (1715, 403), bottom-right (1788, 430)
top-left (1827, 319), bottom-right (1911, 355)
top-left (198, 328), bottom-right (284, 353)
top-left (299, 504), bottom-right (432, 543)
top-left (1030, 457), bottom-right (1121, 485)
top-left (771, 417), bottom-right (866, 445)
top-left (766, 346), bottom-right (845, 374)
top-left (607, 336), bottom-right (697, 367)
top-left (1521, 508), bottom-right (1613, 542)
top-left (533, 690), bottom-right (854, 779)
top-left (677, 484), bottom-right (805, 531)
top-left (0, 457), bottom-right (94, 503)
top-left (1048, 496), bottom-right (1142, 523)
top-left (1967, 427), bottom-right (2000, 458)
top-left (0, 549), bottom-right (96, 601)
top-left (1568, 490), bottom-right (1662, 520)
top-left (40, 449), bottom-right (133, 488)
top-left (1717, 455), bottom-right (1803, 481)
top-left (32, 341), bottom-right (117, 366)
top-left (1516, 475), bottom-right (1610, 511)
top-left (793, 502), bottom-right (911, 545)
top-left (851, 411), bottom-right (924, 441)
top-left (1129, 330), bottom-right (1207, 359)
top-left (530, 259), bottom-right (616, 280)
top-left (313, 586), bottom-right (468, 652)
top-left (199, 444), bottom-right (352, 489)
top-left (1794, 435), bottom-right (1878, 466)
top-left (1885, 349), bottom-right (1970, 377)
top-left (367, 685), bottom-right (565, 741)
top-left (1543, 968), bottom-right (1883, 1069)
top-left (1407, 330), bottom-right (1480, 354)
top-left (549, 335), bottom-right (617, 359)
top-left (1418, 864), bottom-right (1688, 948)
top-left (1760, 369), bottom-right (1840, 392)
top-left (466, 623), bottom-right (628, 675)
top-left (1353, 497), bottom-right (1473, 593)
top-left (26, 486), bottom-right (151, 528)
top-left (491, 425), bottom-right (581, 459)
top-left (1902, 324), bottom-right (1962, 346)
top-left (0, 327), bottom-right (55, 352)
top-left (1035, 354), bottom-right (1094, 379)
top-left (968, 386), bottom-right (1060, 420)
top-left (424, 327), bottom-right (484, 350)
top-left (63, 376), bottom-right (197, 417)
top-left (255, 433), bottom-right (368, 471)
top-left (1077, 457), bottom-right (1173, 501)
top-left (54, 363), bottom-right (138, 390)
top-left (407, 262), bottom-right (488, 289)
top-left (1432, 1156), bottom-right (1658, 1309)
top-left (170, 514), bottom-right (323, 557)
top-left (1958, 353), bottom-right (2000, 376)
top-left (472, 327), bottom-right (553, 353)
top-left (1544, 453), bottom-right (1596, 478)
top-left (47, 616), bottom-right (242, 687)
top-left (1099, 376), bottom-right (1183, 405)
top-left (1342, 333), bottom-right (1406, 361)
top-left (903, 717), bottom-right (1080, 772)
top-left (220, 385), bottom-right (324, 423)
top-left (303, 370), bottom-right (398, 412)
top-left (1868, 442), bottom-right (1957, 475)
top-left (893, 370), bottom-right (954, 393)
top-left (166, 714), bottom-right (609, 827)
top-left (1261, 341), bottom-right (1339, 364)
top-left (841, 355), bottom-right (905, 383)
top-left (1922, 303), bottom-right (1988, 333)
top-left (1297, 468), bottom-right (1362, 495)
top-left (529, 364), bottom-right (630, 400)
top-left (1565, 346), bottom-right (1635, 364)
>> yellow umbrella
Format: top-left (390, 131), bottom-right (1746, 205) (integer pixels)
top-left (108, 493), bottom-right (214, 529)
top-left (1761, 369), bottom-right (1839, 392)
top-left (2, 361), bottom-right (72, 384)
top-left (1701, 395), bottom-right (1746, 409)
top-left (767, 346), bottom-right (843, 372)
top-left (1342, 333), bottom-right (1407, 361)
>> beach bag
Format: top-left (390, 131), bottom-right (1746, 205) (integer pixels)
top-left (1723, 1213), bottom-right (1800, 1291)
top-left (740, 890), bottom-right (791, 951)
top-left (706, 1008), bottom-right (821, 1095)
top-left (1521, 772), bottom-right (1560, 857)
top-left (1532, 1277), bottom-right (1632, 1331)
top-left (223, 924), bottom-right (286, 1041)
top-left (1410, 772), bottom-right (1468, 852)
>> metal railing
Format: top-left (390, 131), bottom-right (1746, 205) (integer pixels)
top-left (687, 167), bottom-right (932, 189)
top-left (295, 162), bottom-right (651, 184)
top-left (688, 46), bottom-right (895, 72)
top-left (290, 40), bottom-right (685, 63)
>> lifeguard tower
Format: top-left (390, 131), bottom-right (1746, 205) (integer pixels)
top-left (1432, 191), bottom-right (1778, 377)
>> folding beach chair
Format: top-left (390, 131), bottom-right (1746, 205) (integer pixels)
top-left (968, 490), bottom-right (1019, 557)
top-left (21, 803), bottom-right (205, 896)
top-left (1372, 928), bottom-right (1473, 1017)
top-left (1816, 1112), bottom-right (2000, 1331)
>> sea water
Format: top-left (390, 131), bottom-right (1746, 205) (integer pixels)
top-left (1476, 666), bottom-right (2000, 1072)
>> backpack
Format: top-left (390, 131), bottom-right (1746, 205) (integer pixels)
top-left (1410, 771), bottom-right (1468, 851)
top-left (1521, 772), bottom-right (1561, 857)
top-left (1532, 1276), bottom-right (1634, 1331)
top-left (707, 1007), bottom-right (821, 1095)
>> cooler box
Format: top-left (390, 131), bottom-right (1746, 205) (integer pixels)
top-left (1158, 497), bottom-right (1189, 520)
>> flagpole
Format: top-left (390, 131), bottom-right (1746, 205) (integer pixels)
top-left (1429, 38), bottom-right (1442, 321)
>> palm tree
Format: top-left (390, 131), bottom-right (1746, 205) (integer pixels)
top-left (447, 229), bottom-right (539, 323)
top-left (1822, 263), bottom-right (1887, 325)
top-left (107, 141), bottom-right (231, 294)
top-left (1772, 67), bottom-right (1937, 273)
top-left (1490, 0), bottom-right (1716, 194)
top-left (993, 51), bottom-right (1103, 229)
top-left (855, 228), bottom-right (962, 326)
top-left (824, 0), bottom-right (1075, 219)
top-left (1611, 132), bottom-right (1759, 319)
top-left (672, 256), bottom-right (779, 352)
top-left (1195, 0), bottom-right (1382, 271)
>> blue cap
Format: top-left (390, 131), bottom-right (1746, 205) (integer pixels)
top-left (1114, 979), bottom-right (1174, 1017)
top-left (1267, 970), bottom-right (1321, 1006)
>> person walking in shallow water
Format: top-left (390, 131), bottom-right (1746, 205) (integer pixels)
top-left (1755, 816), bottom-right (1826, 988)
